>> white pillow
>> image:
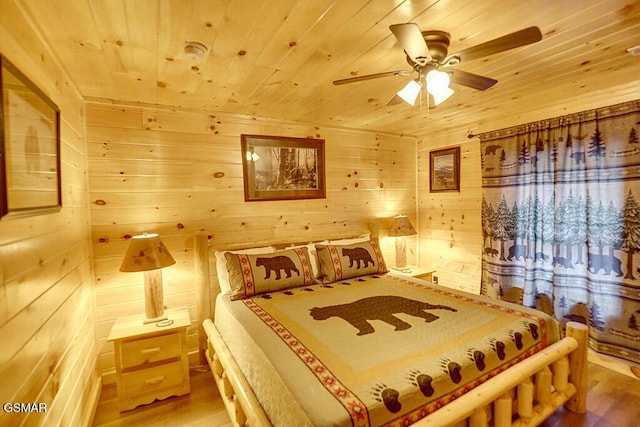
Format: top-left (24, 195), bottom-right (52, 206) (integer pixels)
top-left (287, 241), bottom-right (328, 278)
top-left (215, 246), bottom-right (274, 294)
top-left (328, 233), bottom-right (370, 246)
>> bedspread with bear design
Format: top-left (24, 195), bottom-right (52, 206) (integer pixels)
top-left (215, 273), bottom-right (560, 427)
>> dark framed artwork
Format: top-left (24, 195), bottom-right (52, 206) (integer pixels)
top-left (241, 134), bottom-right (325, 201)
top-left (429, 146), bottom-right (460, 192)
top-left (1, 55), bottom-right (61, 220)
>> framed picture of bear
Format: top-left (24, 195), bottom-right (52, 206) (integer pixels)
top-left (241, 134), bottom-right (326, 201)
top-left (429, 146), bottom-right (460, 192)
top-left (0, 55), bottom-right (61, 220)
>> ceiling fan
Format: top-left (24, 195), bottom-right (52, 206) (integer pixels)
top-left (333, 24), bottom-right (542, 107)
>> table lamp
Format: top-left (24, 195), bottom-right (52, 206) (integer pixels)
top-left (389, 215), bottom-right (417, 270)
top-left (120, 233), bottom-right (176, 323)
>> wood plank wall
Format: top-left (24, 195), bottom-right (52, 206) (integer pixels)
top-left (86, 102), bottom-right (417, 380)
top-left (0, 1), bottom-right (100, 426)
top-left (417, 136), bottom-right (483, 294)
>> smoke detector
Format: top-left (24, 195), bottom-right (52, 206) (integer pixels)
top-left (184, 41), bottom-right (208, 60)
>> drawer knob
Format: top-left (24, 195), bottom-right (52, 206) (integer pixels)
top-left (145, 376), bottom-right (165, 386)
top-left (141, 347), bottom-right (161, 356)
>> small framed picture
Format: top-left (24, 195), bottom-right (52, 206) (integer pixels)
top-left (429, 146), bottom-right (460, 192)
top-left (241, 134), bottom-right (326, 201)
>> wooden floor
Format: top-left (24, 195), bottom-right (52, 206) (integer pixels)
top-left (92, 366), bottom-right (233, 427)
top-left (93, 362), bottom-right (639, 427)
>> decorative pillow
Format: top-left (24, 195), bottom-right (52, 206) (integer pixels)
top-left (215, 246), bottom-right (274, 295)
top-left (225, 247), bottom-right (315, 300)
top-left (287, 240), bottom-right (328, 279)
top-left (316, 238), bottom-right (388, 283)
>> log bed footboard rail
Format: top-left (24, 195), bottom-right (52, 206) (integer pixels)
top-left (202, 319), bottom-right (588, 427)
top-left (414, 321), bottom-right (588, 427)
top-left (203, 319), bottom-right (270, 427)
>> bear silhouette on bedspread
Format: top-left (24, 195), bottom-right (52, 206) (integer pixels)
top-left (309, 295), bottom-right (457, 335)
top-left (341, 247), bottom-right (375, 268)
top-left (255, 256), bottom-right (299, 280)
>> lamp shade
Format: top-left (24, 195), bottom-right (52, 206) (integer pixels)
top-left (119, 233), bottom-right (176, 272)
top-left (389, 215), bottom-right (417, 237)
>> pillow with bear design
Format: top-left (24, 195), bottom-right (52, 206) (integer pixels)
top-left (225, 247), bottom-right (315, 300)
top-left (215, 245), bottom-right (274, 295)
top-left (316, 238), bottom-right (388, 283)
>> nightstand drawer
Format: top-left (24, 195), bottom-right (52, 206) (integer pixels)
top-left (121, 360), bottom-right (185, 398)
top-left (120, 332), bottom-right (182, 369)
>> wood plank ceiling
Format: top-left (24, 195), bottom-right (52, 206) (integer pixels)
top-left (16, 0), bottom-right (640, 137)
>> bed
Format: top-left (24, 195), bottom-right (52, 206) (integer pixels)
top-left (201, 237), bottom-right (588, 427)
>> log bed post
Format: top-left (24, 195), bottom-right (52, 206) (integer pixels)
top-left (203, 319), bottom-right (272, 427)
top-left (564, 321), bottom-right (589, 413)
top-left (194, 232), bottom-right (211, 365)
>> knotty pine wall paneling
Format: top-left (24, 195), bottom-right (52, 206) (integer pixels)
top-left (86, 103), bottom-right (418, 380)
top-left (0, 1), bottom-right (99, 426)
top-left (417, 133), bottom-right (483, 295)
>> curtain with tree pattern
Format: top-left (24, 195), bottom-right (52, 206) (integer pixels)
top-left (479, 99), bottom-right (640, 363)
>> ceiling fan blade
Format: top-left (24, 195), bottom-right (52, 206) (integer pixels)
top-left (449, 26), bottom-right (542, 62)
top-left (333, 70), bottom-right (411, 85)
top-left (389, 23), bottom-right (432, 66)
top-left (449, 69), bottom-right (497, 91)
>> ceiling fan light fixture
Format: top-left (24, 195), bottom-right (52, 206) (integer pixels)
top-left (396, 79), bottom-right (422, 106)
top-left (425, 69), bottom-right (450, 93)
top-left (426, 69), bottom-right (454, 105)
top-left (335, 24), bottom-right (544, 108)
top-left (430, 86), bottom-right (455, 106)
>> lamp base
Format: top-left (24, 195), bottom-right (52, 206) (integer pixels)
top-left (395, 236), bottom-right (407, 268)
top-left (144, 269), bottom-right (166, 323)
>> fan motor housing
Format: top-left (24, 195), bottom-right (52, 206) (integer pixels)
top-left (406, 30), bottom-right (451, 67)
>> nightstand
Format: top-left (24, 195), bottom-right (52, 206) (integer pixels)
top-left (107, 307), bottom-right (191, 411)
top-left (392, 265), bottom-right (436, 283)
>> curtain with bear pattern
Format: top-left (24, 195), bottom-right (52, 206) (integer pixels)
top-left (479, 99), bottom-right (640, 363)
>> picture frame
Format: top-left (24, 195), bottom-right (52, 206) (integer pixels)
top-left (1, 55), bottom-right (61, 220)
top-left (241, 134), bottom-right (326, 201)
top-left (429, 146), bottom-right (460, 192)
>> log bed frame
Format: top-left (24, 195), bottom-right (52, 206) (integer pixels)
top-left (195, 234), bottom-right (589, 426)
top-left (203, 313), bottom-right (588, 427)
